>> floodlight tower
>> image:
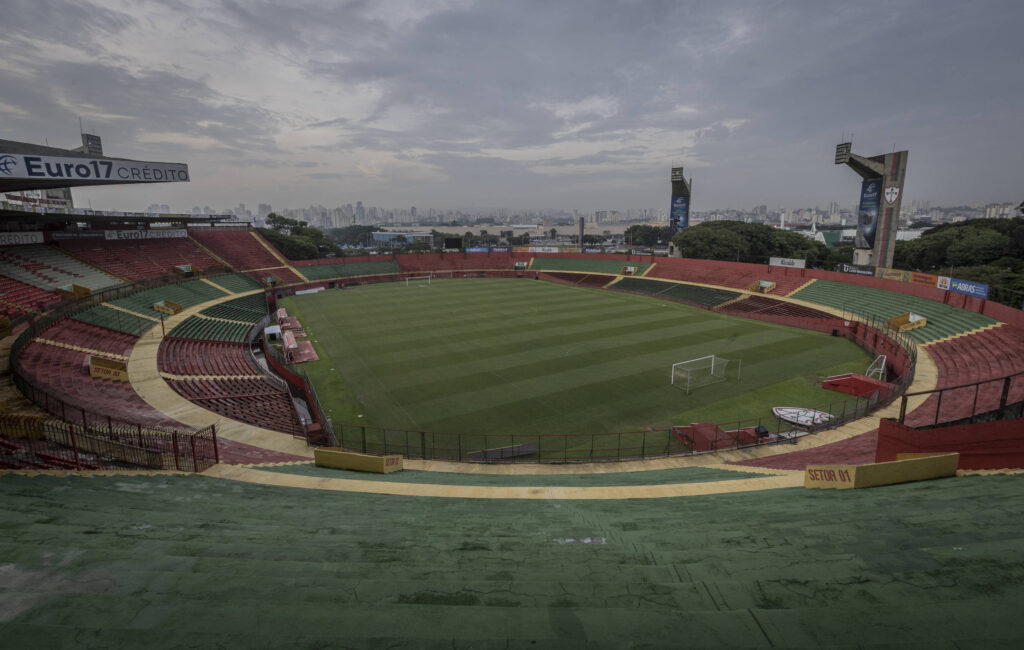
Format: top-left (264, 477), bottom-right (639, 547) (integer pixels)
top-left (834, 142), bottom-right (908, 269)
top-left (669, 167), bottom-right (692, 237)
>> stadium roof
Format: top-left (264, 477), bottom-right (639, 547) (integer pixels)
top-left (0, 207), bottom-right (231, 226)
top-left (0, 139), bottom-right (190, 193)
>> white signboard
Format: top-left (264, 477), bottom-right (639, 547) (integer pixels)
top-left (0, 152), bottom-right (189, 183)
top-left (769, 256), bottom-right (806, 269)
top-left (104, 229), bottom-right (188, 240)
top-left (529, 246), bottom-right (559, 253)
top-left (0, 231), bottom-right (44, 246)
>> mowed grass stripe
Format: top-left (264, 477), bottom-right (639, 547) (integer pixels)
top-left (403, 329), bottom-right (853, 432)
top-left (282, 279), bottom-right (870, 435)
top-left (333, 287), bottom-right (654, 348)
top-left (387, 322), bottom-right (804, 399)
top-left (371, 310), bottom-right (727, 379)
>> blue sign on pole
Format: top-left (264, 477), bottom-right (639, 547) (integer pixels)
top-left (670, 194), bottom-right (690, 230)
top-left (856, 178), bottom-right (882, 249)
top-left (949, 278), bottom-right (989, 299)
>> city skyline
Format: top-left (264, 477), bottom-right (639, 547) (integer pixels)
top-left (1, 1), bottom-right (1022, 213)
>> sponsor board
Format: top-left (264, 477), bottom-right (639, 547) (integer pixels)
top-left (529, 246), bottom-right (559, 253)
top-left (51, 231), bottom-right (105, 239)
top-left (876, 267), bottom-right (910, 282)
top-left (0, 152), bottom-right (189, 183)
top-left (670, 194), bottom-right (690, 229)
top-left (104, 229), bottom-right (187, 240)
top-left (948, 278), bottom-right (989, 299)
top-left (856, 178), bottom-right (882, 249)
top-left (910, 271), bottom-right (939, 287)
top-left (0, 231), bottom-right (44, 246)
top-left (841, 263), bottom-right (875, 276)
top-left (769, 256), bottom-right (806, 269)
top-left (465, 247), bottom-right (490, 253)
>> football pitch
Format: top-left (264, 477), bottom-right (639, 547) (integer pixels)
top-left (280, 278), bottom-right (871, 449)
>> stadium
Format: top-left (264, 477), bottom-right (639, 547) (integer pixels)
top-left (1, 135), bottom-right (1023, 647)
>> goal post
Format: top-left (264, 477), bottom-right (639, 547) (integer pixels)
top-left (670, 355), bottom-right (740, 394)
top-left (405, 275), bottom-right (432, 287)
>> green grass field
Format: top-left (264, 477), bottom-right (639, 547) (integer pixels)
top-left (280, 278), bottom-right (871, 457)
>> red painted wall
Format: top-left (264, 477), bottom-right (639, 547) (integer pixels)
top-left (876, 418), bottom-right (1024, 469)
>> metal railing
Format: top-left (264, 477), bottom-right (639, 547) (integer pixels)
top-left (0, 415), bottom-right (218, 472)
top-left (898, 370), bottom-right (1024, 427)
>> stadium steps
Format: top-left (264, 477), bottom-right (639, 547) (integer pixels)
top-left (0, 245), bottom-right (122, 292)
top-left (15, 341), bottom-right (186, 430)
top-left (57, 238), bottom-right (222, 281)
top-left (920, 321), bottom-right (1004, 348)
top-left (298, 260), bottom-right (402, 281)
top-left (100, 302), bottom-right (160, 322)
top-left (31, 320), bottom-right (139, 358)
top-left (187, 234), bottom-right (234, 268)
top-left (31, 337), bottom-right (130, 362)
top-left (5, 473), bottom-right (1024, 646)
top-left (250, 231), bottom-right (309, 282)
top-left (166, 377), bottom-right (304, 436)
top-left (530, 257), bottom-right (653, 275)
top-left (167, 316), bottom-right (252, 342)
top-left (789, 279), bottom-right (998, 344)
top-left (204, 273), bottom-right (265, 293)
top-left (611, 277), bottom-right (740, 308)
top-left (786, 278), bottom-right (818, 296)
top-left (0, 276), bottom-right (62, 313)
top-left (199, 294), bottom-right (267, 323)
top-left (71, 305), bottom-right (157, 336)
top-left (103, 279), bottom-right (230, 321)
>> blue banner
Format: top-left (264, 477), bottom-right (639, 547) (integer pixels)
top-left (465, 247), bottom-right (490, 253)
top-left (949, 278), bottom-right (989, 299)
top-left (670, 194), bottom-right (690, 230)
top-left (856, 178), bottom-right (882, 249)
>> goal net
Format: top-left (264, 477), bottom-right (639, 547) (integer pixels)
top-left (405, 275), bottom-right (432, 286)
top-left (670, 355), bottom-right (739, 394)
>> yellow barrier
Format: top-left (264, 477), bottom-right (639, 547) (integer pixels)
top-left (57, 284), bottom-right (92, 300)
top-left (314, 448), bottom-right (403, 474)
top-left (804, 453), bottom-right (959, 490)
top-left (887, 311), bottom-right (927, 332)
top-left (89, 356), bottom-right (130, 382)
top-left (153, 300), bottom-right (183, 316)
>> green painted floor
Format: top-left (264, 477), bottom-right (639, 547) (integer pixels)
top-left (1, 473), bottom-right (1023, 647)
top-left (250, 463), bottom-right (770, 486)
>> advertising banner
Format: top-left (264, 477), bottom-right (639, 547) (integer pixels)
top-left (0, 231), bottom-right (44, 246)
top-left (769, 256), bottom-right (806, 269)
top-left (465, 247), bottom-right (490, 253)
top-left (910, 271), bottom-right (939, 287)
top-left (529, 246), bottom-right (559, 253)
top-left (855, 178), bottom-right (882, 249)
top-left (104, 229), bottom-right (187, 240)
top-left (490, 247), bottom-right (510, 253)
top-left (948, 278), bottom-right (989, 299)
top-left (670, 194), bottom-right (690, 230)
top-left (876, 267), bottom-right (911, 282)
top-left (0, 152), bottom-right (189, 183)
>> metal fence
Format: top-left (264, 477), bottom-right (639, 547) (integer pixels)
top-left (0, 415), bottom-right (218, 472)
top-left (898, 370), bottom-right (1024, 427)
top-left (6, 269), bottom-right (246, 472)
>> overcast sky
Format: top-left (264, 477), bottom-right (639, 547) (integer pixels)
top-left (1, 0), bottom-right (1021, 214)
